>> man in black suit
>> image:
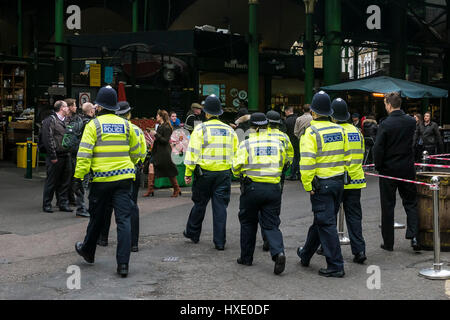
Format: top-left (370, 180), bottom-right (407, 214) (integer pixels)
top-left (373, 92), bottom-right (420, 252)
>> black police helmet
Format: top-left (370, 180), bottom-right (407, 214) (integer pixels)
top-left (95, 86), bottom-right (119, 111)
top-left (116, 101), bottom-right (133, 116)
top-left (310, 91), bottom-right (332, 116)
top-left (203, 94), bottom-right (223, 116)
top-left (331, 98), bottom-right (350, 121)
top-left (250, 112), bottom-right (269, 126)
top-left (266, 110), bottom-right (282, 124)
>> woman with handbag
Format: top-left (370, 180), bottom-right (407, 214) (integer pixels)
top-left (143, 109), bottom-right (181, 197)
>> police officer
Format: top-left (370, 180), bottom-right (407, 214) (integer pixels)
top-left (183, 94), bottom-right (239, 250)
top-left (98, 101), bottom-right (147, 252)
top-left (331, 98), bottom-right (367, 264)
top-left (74, 86), bottom-right (141, 278)
top-left (232, 113), bottom-right (287, 275)
top-left (296, 91), bottom-right (350, 278)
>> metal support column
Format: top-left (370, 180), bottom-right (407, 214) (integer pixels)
top-left (421, 61), bottom-right (429, 113)
top-left (248, 0), bottom-right (259, 111)
top-left (132, 0), bottom-right (139, 32)
top-left (304, 0), bottom-right (316, 104)
top-left (54, 0), bottom-right (64, 58)
top-left (353, 46), bottom-right (359, 80)
top-left (17, 0), bottom-right (23, 57)
top-left (390, 0), bottom-right (407, 79)
top-left (323, 0), bottom-right (341, 86)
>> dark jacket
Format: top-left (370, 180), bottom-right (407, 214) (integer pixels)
top-left (66, 113), bottom-right (84, 156)
top-left (285, 113), bottom-right (299, 153)
top-left (42, 112), bottom-right (69, 160)
top-left (363, 119), bottom-right (378, 144)
top-left (234, 114), bottom-right (251, 140)
top-left (152, 122), bottom-right (178, 178)
top-left (373, 110), bottom-right (416, 179)
top-left (184, 112), bottom-right (205, 132)
top-left (414, 121), bottom-right (443, 152)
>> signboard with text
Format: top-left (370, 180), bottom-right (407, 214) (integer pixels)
top-left (89, 64), bottom-right (101, 87)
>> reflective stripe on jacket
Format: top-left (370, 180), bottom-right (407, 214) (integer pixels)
top-left (232, 129), bottom-right (287, 184)
top-left (132, 123), bottom-right (148, 164)
top-left (340, 123), bottom-right (366, 189)
top-left (268, 127), bottom-right (294, 163)
top-left (299, 119), bottom-right (350, 192)
top-left (74, 114), bottom-right (140, 182)
top-left (184, 119), bottom-right (238, 176)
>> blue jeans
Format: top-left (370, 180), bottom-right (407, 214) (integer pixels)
top-left (185, 169), bottom-right (231, 247)
top-left (299, 178), bottom-right (344, 271)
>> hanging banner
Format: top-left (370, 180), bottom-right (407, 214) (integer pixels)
top-left (104, 66), bottom-right (113, 84)
top-left (89, 64), bottom-right (101, 87)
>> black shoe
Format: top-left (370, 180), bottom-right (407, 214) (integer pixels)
top-left (237, 258), bottom-right (252, 266)
top-left (75, 242), bottom-right (94, 263)
top-left (76, 211), bottom-right (90, 218)
top-left (97, 239), bottom-right (108, 247)
top-left (411, 237), bottom-right (421, 251)
top-left (262, 241), bottom-right (270, 252)
top-left (59, 206), bottom-right (73, 212)
top-left (183, 230), bottom-right (199, 244)
top-left (353, 252), bottom-right (367, 264)
top-left (316, 246), bottom-right (324, 256)
top-left (215, 245), bottom-right (225, 251)
top-left (117, 264), bottom-right (128, 278)
top-left (318, 268), bottom-right (345, 278)
top-left (43, 206), bottom-right (53, 213)
top-left (273, 252), bottom-right (286, 275)
top-left (380, 244), bottom-right (393, 251)
top-left (131, 246), bottom-right (139, 252)
top-left (297, 247), bottom-right (309, 267)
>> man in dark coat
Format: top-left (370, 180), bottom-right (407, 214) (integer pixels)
top-left (373, 92), bottom-right (420, 252)
top-left (41, 100), bottom-right (72, 213)
top-left (284, 106), bottom-right (299, 180)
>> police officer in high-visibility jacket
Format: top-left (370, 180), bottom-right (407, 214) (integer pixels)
top-left (98, 101), bottom-right (147, 252)
top-left (296, 91), bottom-right (350, 278)
top-left (183, 94), bottom-right (239, 250)
top-left (232, 113), bottom-right (287, 275)
top-left (74, 86), bottom-right (141, 278)
top-left (331, 98), bottom-right (367, 264)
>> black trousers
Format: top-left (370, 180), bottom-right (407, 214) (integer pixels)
top-left (70, 155), bottom-right (87, 213)
top-left (239, 182), bottom-right (284, 263)
top-left (100, 170), bottom-right (140, 247)
top-left (342, 189), bottom-right (366, 255)
top-left (42, 155), bottom-right (71, 208)
top-left (379, 178), bottom-right (419, 247)
top-left (185, 170), bottom-right (231, 247)
top-left (82, 179), bottom-right (133, 265)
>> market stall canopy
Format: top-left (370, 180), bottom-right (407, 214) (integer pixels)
top-left (320, 76), bottom-right (448, 99)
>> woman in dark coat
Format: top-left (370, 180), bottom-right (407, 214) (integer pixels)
top-left (143, 109), bottom-right (181, 197)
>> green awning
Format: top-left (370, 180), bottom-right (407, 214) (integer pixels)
top-left (320, 76), bottom-right (448, 99)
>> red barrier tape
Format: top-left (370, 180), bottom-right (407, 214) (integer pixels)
top-left (364, 172), bottom-right (434, 187)
top-left (415, 163), bottom-right (450, 169)
top-left (427, 157), bottom-right (450, 161)
top-left (428, 153), bottom-right (450, 158)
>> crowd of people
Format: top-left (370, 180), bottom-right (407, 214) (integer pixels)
top-left (38, 85), bottom-right (439, 278)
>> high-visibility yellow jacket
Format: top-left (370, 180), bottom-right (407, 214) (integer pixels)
top-left (131, 123), bottom-right (148, 164)
top-left (268, 127), bottom-right (294, 164)
top-left (184, 119), bottom-right (239, 176)
top-left (232, 129), bottom-right (287, 184)
top-left (299, 119), bottom-right (350, 192)
top-left (340, 123), bottom-right (366, 189)
top-left (74, 114), bottom-right (140, 182)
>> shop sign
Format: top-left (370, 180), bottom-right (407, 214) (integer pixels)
top-left (224, 61), bottom-right (248, 70)
top-left (79, 92), bottom-right (91, 105)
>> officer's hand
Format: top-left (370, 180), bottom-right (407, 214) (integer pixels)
top-left (51, 159), bottom-right (58, 164)
top-left (185, 176), bottom-right (192, 185)
top-left (309, 191), bottom-right (315, 195)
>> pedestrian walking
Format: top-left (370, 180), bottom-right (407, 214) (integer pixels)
top-left (41, 100), bottom-right (72, 213)
top-left (373, 92), bottom-right (420, 252)
top-left (232, 112), bottom-right (288, 275)
top-left (331, 98), bottom-right (367, 264)
top-left (184, 102), bottom-right (205, 133)
top-left (413, 113), bottom-right (424, 162)
top-left (74, 86), bottom-right (141, 278)
top-left (416, 111), bottom-right (443, 157)
top-left (284, 106), bottom-right (300, 180)
top-left (183, 94), bottom-right (238, 250)
top-left (98, 101), bottom-right (147, 252)
top-left (296, 91), bottom-right (349, 278)
top-left (143, 109), bottom-right (180, 197)
top-left (65, 98), bottom-right (89, 217)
